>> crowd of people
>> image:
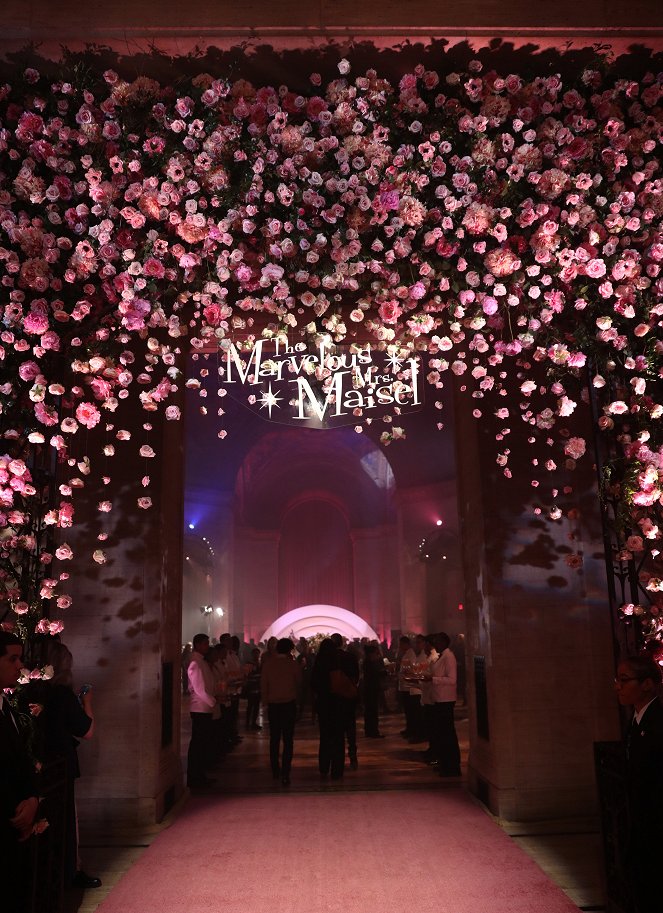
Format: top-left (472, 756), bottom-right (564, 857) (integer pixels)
top-left (183, 630), bottom-right (465, 788)
top-left (2, 627), bottom-right (661, 913)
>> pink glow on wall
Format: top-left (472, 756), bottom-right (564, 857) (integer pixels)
top-left (261, 605), bottom-right (380, 643)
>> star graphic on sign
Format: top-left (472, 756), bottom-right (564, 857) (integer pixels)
top-left (385, 353), bottom-right (404, 374)
top-left (258, 383), bottom-right (283, 418)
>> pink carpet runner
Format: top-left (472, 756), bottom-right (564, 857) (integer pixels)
top-left (97, 790), bottom-right (580, 913)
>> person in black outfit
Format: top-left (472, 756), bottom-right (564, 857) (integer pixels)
top-left (28, 640), bottom-right (99, 890)
top-left (331, 633), bottom-right (359, 769)
top-left (614, 653), bottom-right (663, 913)
top-left (311, 638), bottom-right (345, 780)
top-left (244, 647), bottom-right (262, 731)
top-left (362, 644), bottom-right (386, 738)
top-left (0, 631), bottom-right (39, 913)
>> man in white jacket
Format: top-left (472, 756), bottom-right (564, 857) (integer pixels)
top-left (186, 633), bottom-right (218, 789)
top-left (428, 632), bottom-right (461, 777)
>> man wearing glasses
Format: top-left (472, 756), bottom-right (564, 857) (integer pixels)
top-left (614, 654), bottom-right (663, 913)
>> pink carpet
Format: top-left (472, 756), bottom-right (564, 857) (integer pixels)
top-left (97, 790), bottom-right (580, 913)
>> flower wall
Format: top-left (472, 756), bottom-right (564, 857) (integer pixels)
top-left (0, 51), bottom-right (661, 651)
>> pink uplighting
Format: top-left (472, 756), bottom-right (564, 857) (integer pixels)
top-left (261, 605), bottom-right (381, 643)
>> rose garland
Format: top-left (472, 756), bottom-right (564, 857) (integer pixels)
top-left (0, 54), bottom-right (660, 648)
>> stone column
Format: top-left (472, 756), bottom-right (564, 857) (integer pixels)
top-left (59, 404), bottom-right (185, 829)
top-left (233, 527), bottom-right (279, 641)
top-left (454, 388), bottom-right (620, 821)
top-left (351, 526), bottom-right (400, 640)
top-left (395, 483), bottom-right (457, 634)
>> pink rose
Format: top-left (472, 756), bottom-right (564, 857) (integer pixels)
top-left (378, 301), bottom-right (402, 325)
top-left (75, 402), bottom-right (101, 429)
top-left (585, 259), bottom-right (607, 279)
top-left (564, 437), bottom-right (586, 460)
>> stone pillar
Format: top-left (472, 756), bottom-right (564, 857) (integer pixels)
top-left (395, 489), bottom-right (427, 634)
top-left (395, 483), bottom-right (456, 634)
top-left (351, 526), bottom-right (400, 639)
top-left (422, 478), bottom-right (465, 635)
top-left (454, 389), bottom-right (620, 821)
top-left (60, 404), bottom-right (185, 829)
top-left (233, 527), bottom-right (279, 641)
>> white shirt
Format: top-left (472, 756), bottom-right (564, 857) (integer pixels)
top-left (187, 651), bottom-right (217, 714)
top-left (634, 697), bottom-right (658, 725)
top-left (430, 648), bottom-right (457, 703)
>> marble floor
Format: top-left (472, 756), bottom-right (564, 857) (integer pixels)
top-left (67, 701), bottom-right (606, 913)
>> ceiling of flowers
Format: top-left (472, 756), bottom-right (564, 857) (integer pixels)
top-left (0, 43), bottom-right (661, 648)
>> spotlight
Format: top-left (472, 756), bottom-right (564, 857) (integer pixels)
top-left (188, 523), bottom-right (195, 529)
top-left (215, 607), bottom-right (224, 617)
top-left (436, 520), bottom-right (443, 526)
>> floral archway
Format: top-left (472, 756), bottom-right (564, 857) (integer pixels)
top-left (0, 45), bottom-right (660, 656)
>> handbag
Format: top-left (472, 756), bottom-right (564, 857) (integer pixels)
top-left (330, 668), bottom-right (358, 700)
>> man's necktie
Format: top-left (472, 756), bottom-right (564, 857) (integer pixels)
top-left (626, 714), bottom-right (639, 760)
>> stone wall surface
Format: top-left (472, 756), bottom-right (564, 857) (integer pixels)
top-left (454, 380), bottom-right (621, 821)
top-left (62, 398), bottom-right (185, 828)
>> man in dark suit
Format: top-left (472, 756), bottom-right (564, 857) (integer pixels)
top-left (615, 653), bottom-right (663, 913)
top-left (0, 631), bottom-right (39, 913)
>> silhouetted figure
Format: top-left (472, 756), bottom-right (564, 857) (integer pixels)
top-left (311, 639), bottom-right (345, 780)
top-left (362, 644), bottom-right (386, 738)
top-left (615, 654), bottom-right (663, 913)
top-left (296, 639), bottom-right (313, 721)
top-left (28, 640), bottom-right (99, 890)
top-left (331, 633), bottom-right (359, 769)
top-left (244, 647), bottom-right (262, 731)
top-left (420, 635), bottom-right (439, 760)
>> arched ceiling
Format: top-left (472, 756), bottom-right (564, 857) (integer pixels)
top-left (234, 428), bottom-right (396, 528)
top-left (185, 359), bottom-right (457, 523)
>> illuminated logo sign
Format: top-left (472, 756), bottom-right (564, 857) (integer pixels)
top-left (220, 338), bottom-right (422, 428)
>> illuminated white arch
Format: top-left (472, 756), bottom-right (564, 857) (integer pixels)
top-left (261, 605), bottom-right (380, 643)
